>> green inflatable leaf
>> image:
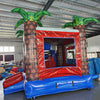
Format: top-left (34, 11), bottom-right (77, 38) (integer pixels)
top-left (62, 15), bottom-right (100, 28)
top-left (27, 12), bottom-right (35, 21)
top-left (34, 10), bottom-right (51, 21)
top-left (37, 20), bottom-right (43, 27)
top-left (14, 18), bottom-right (25, 29)
top-left (17, 33), bottom-right (23, 38)
top-left (16, 30), bottom-right (23, 35)
top-left (62, 22), bottom-right (73, 28)
top-left (16, 30), bottom-right (24, 38)
top-left (11, 8), bottom-right (28, 20)
top-left (83, 17), bottom-right (100, 25)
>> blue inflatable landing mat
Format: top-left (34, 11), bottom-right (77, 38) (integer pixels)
top-left (25, 75), bottom-right (93, 99)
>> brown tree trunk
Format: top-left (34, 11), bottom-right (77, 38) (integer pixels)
top-left (24, 21), bottom-right (39, 81)
top-left (74, 25), bottom-right (89, 75)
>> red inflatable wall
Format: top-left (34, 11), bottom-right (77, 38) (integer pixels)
top-left (3, 72), bottom-right (23, 89)
top-left (36, 29), bottom-right (82, 80)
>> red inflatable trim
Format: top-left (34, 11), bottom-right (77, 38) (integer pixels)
top-left (3, 72), bottom-right (23, 89)
top-left (5, 72), bottom-right (22, 81)
top-left (36, 30), bottom-right (82, 80)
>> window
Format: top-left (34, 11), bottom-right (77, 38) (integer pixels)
top-left (0, 55), bottom-right (3, 61)
top-left (0, 47), bottom-right (3, 52)
top-left (0, 46), bottom-right (15, 52)
top-left (5, 55), bottom-right (14, 61)
top-left (87, 52), bottom-right (97, 59)
top-left (4, 46), bottom-right (9, 52)
top-left (9, 46), bottom-right (15, 52)
top-left (0, 46), bottom-right (15, 63)
top-left (44, 38), bottom-right (76, 69)
top-left (0, 55), bottom-right (15, 63)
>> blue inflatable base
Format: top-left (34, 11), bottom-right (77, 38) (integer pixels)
top-left (4, 80), bottom-right (24, 95)
top-left (25, 75), bottom-right (93, 99)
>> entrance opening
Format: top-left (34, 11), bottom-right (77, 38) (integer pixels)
top-left (43, 38), bottom-right (76, 69)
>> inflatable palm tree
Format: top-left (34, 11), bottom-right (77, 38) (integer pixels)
top-left (11, 8), bottom-right (51, 81)
top-left (11, 8), bottom-right (51, 38)
top-left (15, 30), bottom-right (23, 38)
top-left (62, 15), bottom-right (100, 75)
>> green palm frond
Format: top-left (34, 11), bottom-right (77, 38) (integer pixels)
top-left (17, 33), bottom-right (23, 38)
top-left (14, 18), bottom-right (25, 29)
top-left (27, 12), bottom-right (35, 21)
top-left (11, 8), bottom-right (28, 20)
top-left (16, 30), bottom-right (23, 35)
top-left (16, 30), bottom-right (24, 38)
top-left (34, 10), bottom-right (51, 21)
top-left (11, 8), bottom-right (51, 31)
top-left (62, 22), bottom-right (73, 28)
top-left (62, 15), bottom-right (100, 28)
top-left (83, 17), bottom-right (100, 25)
top-left (37, 20), bottom-right (43, 27)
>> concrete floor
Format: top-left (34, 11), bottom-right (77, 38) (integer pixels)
top-left (0, 80), bottom-right (100, 100)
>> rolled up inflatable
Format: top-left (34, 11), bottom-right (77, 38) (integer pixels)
top-left (11, 67), bottom-right (18, 73)
top-left (3, 72), bottom-right (23, 89)
top-left (10, 70), bottom-right (16, 75)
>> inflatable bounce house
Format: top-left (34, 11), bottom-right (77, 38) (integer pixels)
top-left (3, 8), bottom-right (100, 100)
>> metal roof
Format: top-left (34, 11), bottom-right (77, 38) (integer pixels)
top-left (0, 0), bottom-right (100, 38)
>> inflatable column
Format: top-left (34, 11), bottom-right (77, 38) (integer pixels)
top-left (74, 25), bottom-right (88, 75)
top-left (24, 21), bottom-right (39, 81)
top-left (57, 45), bottom-right (64, 66)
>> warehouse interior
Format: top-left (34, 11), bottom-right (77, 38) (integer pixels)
top-left (0, 0), bottom-right (100, 100)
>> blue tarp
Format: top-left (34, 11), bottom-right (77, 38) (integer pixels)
top-left (4, 80), bottom-right (24, 95)
top-left (5, 67), bottom-right (12, 72)
top-left (94, 58), bottom-right (100, 74)
top-left (24, 75), bottom-right (93, 99)
top-left (1, 72), bottom-right (12, 78)
top-left (88, 58), bottom-right (95, 75)
top-left (92, 75), bottom-right (99, 79)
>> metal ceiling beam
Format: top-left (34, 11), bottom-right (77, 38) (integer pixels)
top-left (43, 0), bottom-right (55, 11)
top-left (66, 0), bottom-right (100, 10)
top-left (40, 0), bottom-right (55, 20)
top-left (86, 27), bottom-right (100, 30)
top-left (53, 1), bottom-right (100, 17)
top-left (0, 0), bottom-right (41, 11)
top-left (86, 29), bottom-right (100, 32)
top-left (86, 31), bottom-right (100, 38)
top-left (0, 9), bottom-right (73, 21)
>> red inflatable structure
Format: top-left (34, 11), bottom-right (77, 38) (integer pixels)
top-left (36, 28), bottom-right (82, 80)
